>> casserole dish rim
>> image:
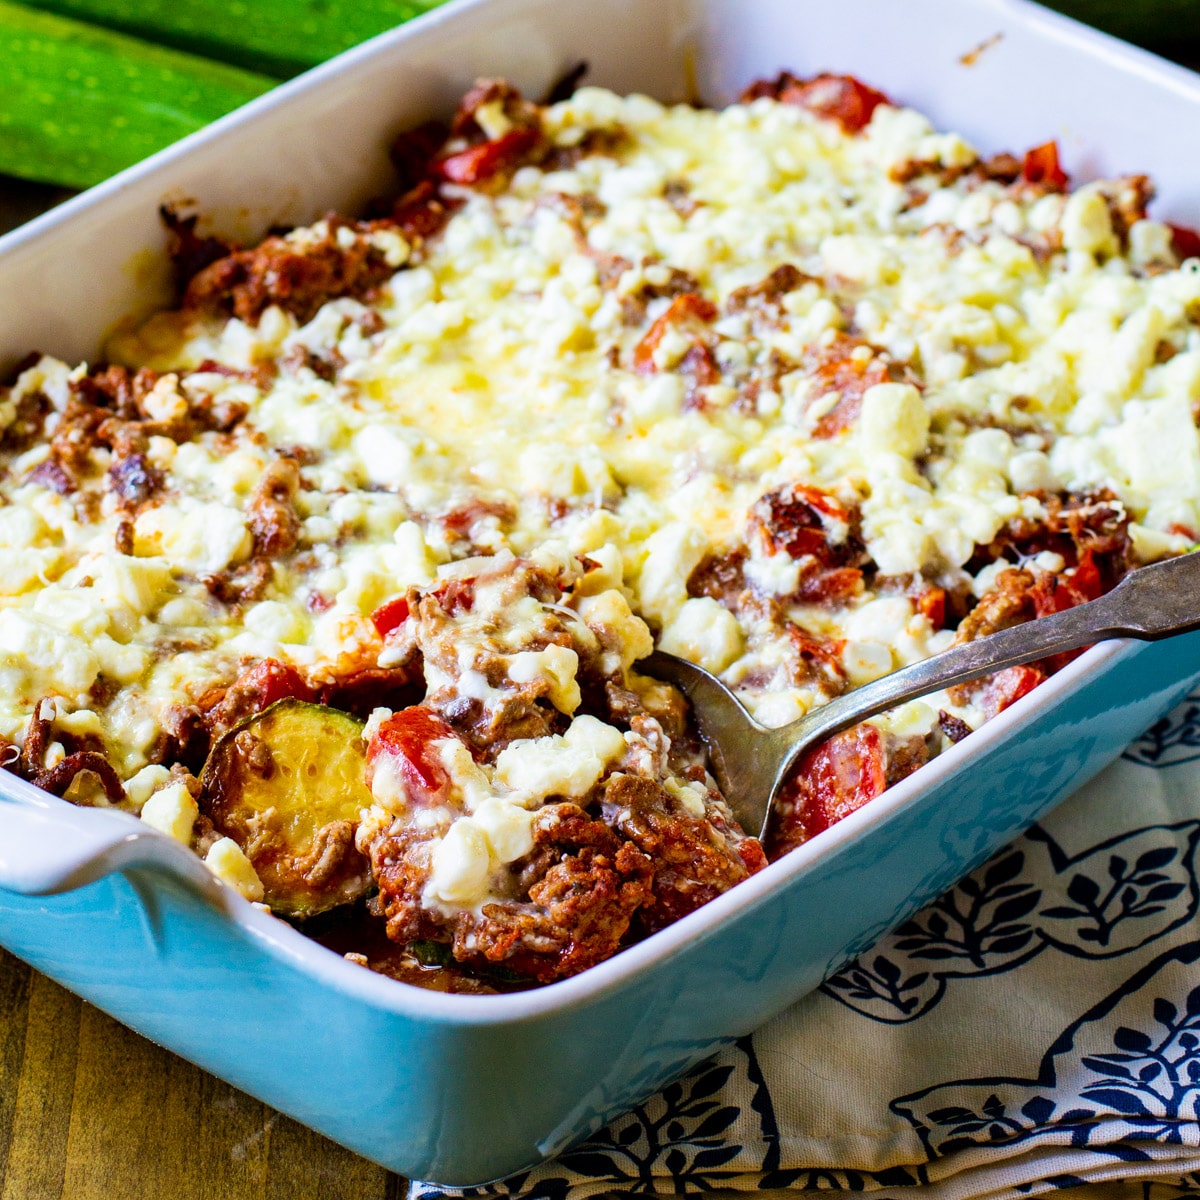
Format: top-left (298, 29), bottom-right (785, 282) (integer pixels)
top-left (0, 0), bottom-right (1192, 1022)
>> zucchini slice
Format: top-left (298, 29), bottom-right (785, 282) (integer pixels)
top-left (0, 0), bottom-right (274, 188)
top-left (200, 699), bottom-right (375, 918)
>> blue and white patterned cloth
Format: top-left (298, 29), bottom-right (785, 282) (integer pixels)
top-left (412, 693), bottom-right (1200, 1199)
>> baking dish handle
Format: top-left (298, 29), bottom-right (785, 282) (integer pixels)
top-left (0, 777), bottom-right (204, 896)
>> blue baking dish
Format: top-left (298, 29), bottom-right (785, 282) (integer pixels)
top-left (3, 0), bottom-right (1200, 1183)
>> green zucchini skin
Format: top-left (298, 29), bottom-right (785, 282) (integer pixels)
top-left (1040, 0), bottom-right (1200, 51)
top-left (17, 0), bottom-right (447, 79)
top-left (0, 0), bottom-right (274, 188)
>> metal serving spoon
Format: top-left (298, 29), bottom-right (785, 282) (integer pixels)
top-left (641, 551), bottom-right (1200, 841)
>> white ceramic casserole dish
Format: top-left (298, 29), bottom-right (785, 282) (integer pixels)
top-left (2, 0), bottom-right (1200, 1184)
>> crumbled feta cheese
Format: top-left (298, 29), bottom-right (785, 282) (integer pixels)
top-left (140, 782), bottom-right (198, 845)
top-left (204, 837), bottom-right (265, 902)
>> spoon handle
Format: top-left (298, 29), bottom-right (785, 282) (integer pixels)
top-left (765, 550), bottom-right (1200, 799)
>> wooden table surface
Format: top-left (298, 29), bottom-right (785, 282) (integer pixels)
top-left (0, 948), bottom-right (406, 1200)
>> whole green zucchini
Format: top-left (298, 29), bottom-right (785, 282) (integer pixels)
top-left (18, 0), bottom-right (447, 79)
top-left (0, 0), bottom-right (275, 188)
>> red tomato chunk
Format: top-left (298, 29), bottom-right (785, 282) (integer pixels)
top-left (768, 724), bottom-right (887, 857)
top-left (369, 706), bottom-right (456, 806)
top-left (371, 596), bottom-right (410, 639)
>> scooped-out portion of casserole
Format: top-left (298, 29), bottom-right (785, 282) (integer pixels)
top-left (2, 72), bottom-right (1198, 988)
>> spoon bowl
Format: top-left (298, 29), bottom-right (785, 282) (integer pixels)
top-left (642, 550), bottom-right (1200, 841)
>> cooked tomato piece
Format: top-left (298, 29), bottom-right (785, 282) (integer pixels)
top-left (434, 127), bottom-right (543, 185)
top-left (753, 483), bottom-right (853, 563)
top-left (768, 723), bottom-right (887, 857)
top-left (795, 565), bottom-right (864, 605)
top-left (974, 664), bottom-right (1046, 719)
top-left (1169, 223), bottom-right (1200, 261)
top-left (1027, 550), bottom-right (1103, 670)
top-left (777, 73), bottom-right (890, 133)
top-left (916, 586), bottom-right (947, 629)
top-left (632, 293), bottom-right (718, 374)
top-left (737, 839), bottom-right (769, 874)
top-left (1030, 550), bottom-right (1102, 617)
top-left (368, 706), bottom-right (455, 805)
top-left (237, 659), bottom-right (314, 711)
top-left (431, 577), bottom-right (476, 616)
top-left (371, 596), bottom-right (410, 638)
top-left (1021, 141), bottom-right (1069, 190)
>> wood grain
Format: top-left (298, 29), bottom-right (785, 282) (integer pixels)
top-left (0, 948), bottom-right (405, 1200)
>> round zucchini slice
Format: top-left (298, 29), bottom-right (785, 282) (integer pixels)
top-left (200, 699), bottom-right (375, 918)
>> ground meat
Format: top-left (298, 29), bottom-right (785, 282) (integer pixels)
top-left (361, 824), bottom-right (447, 945)
top-left (281, 342), bottom-right (344, 383)
top-left (2, 702), bottom-right (126, 807)
top-left (662, 180), bottom-right (698, 219)
top-left (468, 804), bottom-right (654, 981)
top-left (724, 263), bottom-right (812, 327)
top-left (363, 802), bottom-right (655, 983)
top-left (0, 376), bottom-right (53, 455)
top-left (246, 456), bottom-right (301, 558)
top-left (688, 548), bottom-right (749, 609)
top-left (184, 216), bottom-right (402, 324)
top-left (688, 547), bottom-right (847, 694)
top-left (542, 127), bottom-right (631, 173)
top-left (26, 458), bottom-right (74, 495)
top-left (160, 206), bottom-right (237, 298)
top-left (24, 362), bottom-right (250, 506)
top-left (954, 567), bottom-right (1036, 644)
top-left (317, 667), bottom-right (423, 720)
top-left (107, 446), bottom-right (162, 509)
top-left (400, 558), bottom-right (588, 758)
top-left (600, 773), bottom-right (761, 935)
top-left (618, 264), bottom-right (703, 326)
top-left (883, 732), bottom-right (933, 786)
top-left (971, 489), bottom-right (1131, 586)
top-left (73, 364), bottom-right (162, 420)
top-left (389, 180), bottom-right (459, 245)
top-left (1099, 175), bottom-right (1154, 247)
top-left (204, 558), bottom-right (274, 606)
top-left (33, 751), bottom-right (126, 807)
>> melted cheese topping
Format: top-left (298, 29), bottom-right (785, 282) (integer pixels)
top-left (2, 86), bottom-right (1199, 871)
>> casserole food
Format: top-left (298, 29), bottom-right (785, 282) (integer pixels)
top-left (5, 59), bottom-right (1199, 989)
top-left (2, 0), bottom-right (1200, 1182)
